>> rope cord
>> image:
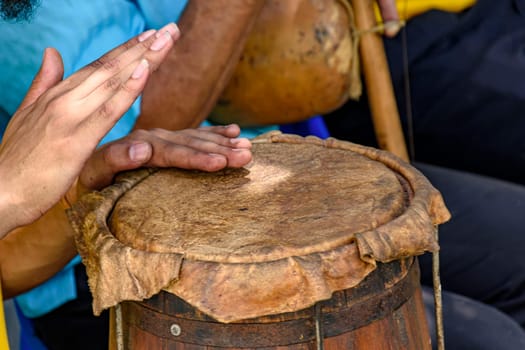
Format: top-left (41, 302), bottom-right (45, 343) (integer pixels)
top-left (433, 227), bottom-right (445, 350)
top-left (337, 0), bottom-right (405, 100)
top-left (339, 1), bottom-right (445, 349)
top-left (400, 1), bottom-right (444, 348)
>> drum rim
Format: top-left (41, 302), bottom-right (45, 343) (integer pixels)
top-left (108, 142), bottom-right (411, 264)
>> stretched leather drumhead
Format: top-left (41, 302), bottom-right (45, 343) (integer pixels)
top-left (69, 132), bottom-right (450, 322)
top-left (110, 139), bottom-right (404, 263)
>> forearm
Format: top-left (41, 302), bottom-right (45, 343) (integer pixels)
top-left (135, 0), bottom-right (265, 131)
top-left (0, 199), bottom-right (77, 298)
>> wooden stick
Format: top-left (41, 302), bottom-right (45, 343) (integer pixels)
top-left (349, 0), bottom-right (409, 162)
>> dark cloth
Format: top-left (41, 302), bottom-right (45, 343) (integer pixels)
top-left (422, 286), bottom-right (525, 350)
top-left (416, 163), bottom-right (525, 327)
top-left (323, 0), bottom-right (525, 329)
top-left (30, 264), bottom-right (109, 350)
top-left (324, 0), bottom-right (525, 185)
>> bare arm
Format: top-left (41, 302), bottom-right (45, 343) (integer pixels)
top-left (134, 0), bottom-right (265, 131)
top-left (0, 199), bottom-right (77, 298)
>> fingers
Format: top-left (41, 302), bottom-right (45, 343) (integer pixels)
top-left (72, 25), bottom-right (179, 132)
top-left (77, 58), bottom-right (152, 137)
top-left (79, 127), bottom-right (253, 190)
top-left (195, 124), bottom-right (249, 141)
top-left (151, 125), bottom-right (253, 150)
top-left (73, 23), bottom-right (179, 100)
top-left (69, 23), bottom-right (180, 90)
top-left (142, 131), bottom-right (252, 170)
top-left (40, 23), bottom-right (178, 127)
top-left (68, 23), bottom-right (179, 144)
top-left (377, 0), bottom-right (399, 22)
top-left (18, 48), bottom-right (64, 110)
top-left (377, 0), bottom-right (401, 37)
top-left (133, 127), bottom-right (252, 169)
top-left (79, 140), bottom-right (153, 189)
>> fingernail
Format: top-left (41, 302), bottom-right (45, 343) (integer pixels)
top-left (131, 59), bottom-right (149, 79)
top-left (229, 138), bottom-right (244, 145)
top-left (138, 29), bottom-right (156, 42)
top-left (156, 22), bottom-right (179, 39)
top-left (150, 31), bottom-right (171, 51)
top-left (129, 142), bottom-right (151, 161)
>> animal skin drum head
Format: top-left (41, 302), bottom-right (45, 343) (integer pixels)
top-left (68, 132), bottom-right (450, 322)
top-left (109, 142), bottom-right (406, 263)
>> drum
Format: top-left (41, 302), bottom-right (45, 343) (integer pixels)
top-left (68, 132), bottom-right (450, 349)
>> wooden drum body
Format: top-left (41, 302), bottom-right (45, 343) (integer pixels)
top-left (68, 132), bottom-right (450, 350)
top-left (118, 259), bottom-right (428, 349)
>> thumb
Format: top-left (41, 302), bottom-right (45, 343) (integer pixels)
top-left (19, 47), bottom-right (64, 110)
top-left (79, 141), bottom-right (153, 190)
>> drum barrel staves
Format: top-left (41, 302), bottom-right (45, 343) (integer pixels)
top-left (110, 258), bottom-right (431, 349)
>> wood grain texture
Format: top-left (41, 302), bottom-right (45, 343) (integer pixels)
top-left (110, 259), bottom-right (431, 349)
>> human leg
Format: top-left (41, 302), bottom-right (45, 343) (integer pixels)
top-left (422, 286), bottom-right (525, 350)
top-left (416, 163), bottom-right (525, 327)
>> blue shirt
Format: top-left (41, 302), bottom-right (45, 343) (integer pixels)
top-left (0, 0), bottom-right (188, 318)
